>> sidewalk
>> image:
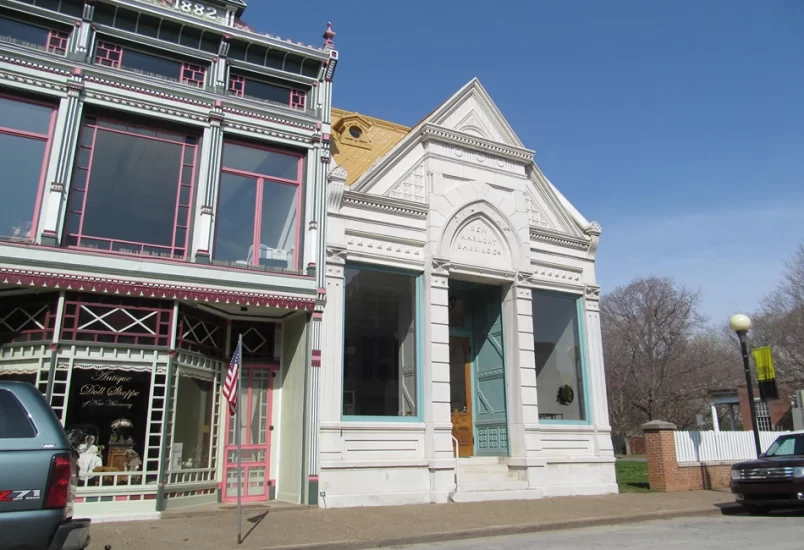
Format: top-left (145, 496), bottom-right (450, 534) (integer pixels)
top-left (87, 490), bottom-right (736, 550)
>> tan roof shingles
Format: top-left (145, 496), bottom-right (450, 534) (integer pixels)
top-left (330, 108), bottom-right (411, 186)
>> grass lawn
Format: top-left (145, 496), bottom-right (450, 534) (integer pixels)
top-left (616, 460), bottom-right (651, 493)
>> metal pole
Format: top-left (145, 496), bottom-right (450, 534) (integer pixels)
top-left (236, 334), bottom-right (243, 545)
top-left (738, 331), bottom-right (763, 457)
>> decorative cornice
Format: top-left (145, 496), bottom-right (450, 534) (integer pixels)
top-left (530, 227), bottom-right (590, 251)
top-left (222, 120), bottom-right (311, 144)
top-left (530, 261), bottom-right (583, 285)
top-left (345, 232), bottom-right (424, 260)
top-left (0, 53), bottom-right (72, 76)
top-left (584, 284), bottom-right (601, 301)
top-left (0, 70), bottom-right (67, 93)
top-left (585, 221), bottom-right (602, 259)
top-left (342, 191), bottom-right (428, 219)
top-left (222, 105), bottom-right (317, 131)
top-left (84, 91), bottom-right (207, 122)
top-left (84, 75), bottom-right (211, 107)
top-left (420, 124), bottom-right (534, 163)
top-left (0, 268), bottom-right (316, 310)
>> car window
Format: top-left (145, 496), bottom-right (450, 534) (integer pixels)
top-left (764, 434), bottom-right (804, 457)
top-left (0, 389), bottom-right (37, 438)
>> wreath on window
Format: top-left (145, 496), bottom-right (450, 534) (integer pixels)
top-left (556, 384), bottom-right (575, 406)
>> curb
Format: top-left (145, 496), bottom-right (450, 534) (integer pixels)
top-left (257, 505), bottom-right (730, 550)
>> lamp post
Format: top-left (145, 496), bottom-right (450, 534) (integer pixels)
top-left (729, 313), bottom-right (763, 457)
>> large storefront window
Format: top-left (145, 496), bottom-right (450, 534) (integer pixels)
top-left (0, 96), bottom-right (55, 241)
top-left (342, 266), bottom-right (418, 418)
top-left (213, 141), bottom-right (302, 270)
top-left (64, 117), bottom-right (197, 258)
top-left (532, 292), bottom-right (587, 422)
top-left (172, 373), bottom-right (214, 469)
top-left (64, 367), bottom-right (152, 482)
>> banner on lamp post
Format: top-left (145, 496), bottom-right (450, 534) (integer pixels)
top-left (752, 346), bottom-right (779, 401)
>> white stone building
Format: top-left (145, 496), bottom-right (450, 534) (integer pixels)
top-left (320, 80), bottom-right (616, 507)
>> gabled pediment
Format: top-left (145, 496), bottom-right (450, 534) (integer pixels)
top-left (427, 78), bottom-right (524, 148)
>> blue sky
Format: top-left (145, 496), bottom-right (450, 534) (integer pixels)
top-left (244, 0), bottom-right (804, 326)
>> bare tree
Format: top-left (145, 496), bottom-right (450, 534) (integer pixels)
top-left (601, 277), bottom-right (736, 436)
top-left (752, 245), bottom-right (804, 383)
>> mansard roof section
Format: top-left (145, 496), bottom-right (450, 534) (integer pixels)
top-left (426, 78), bottom-right (526, 149)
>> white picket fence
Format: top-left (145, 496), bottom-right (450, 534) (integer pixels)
top-left (674, 430), bottom-right (793, 463)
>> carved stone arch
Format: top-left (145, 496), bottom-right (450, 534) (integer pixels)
top-left (436, 200), bottom-right (524, 273)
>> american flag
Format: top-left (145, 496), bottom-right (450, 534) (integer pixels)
top-left (222, 338), bottom-right (242, 416)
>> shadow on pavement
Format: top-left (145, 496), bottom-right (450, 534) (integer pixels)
top-left (242, 511), bottom-right (269, 543)
top-left (717, 502), bottom-right (804, 518)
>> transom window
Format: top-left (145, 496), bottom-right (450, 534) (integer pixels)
top-left (64, 117), bottom-right (197, 258)
top-left (228, 73), bottom-right (307, 111)
top-left (0, 95), bottom-right (56, 241)
top-left (213, 141), bottom-right (303, 270)
top-left (94, 40), bottom-right (207, 87)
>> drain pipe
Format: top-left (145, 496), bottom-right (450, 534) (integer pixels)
top-left (451, 435), bottom-right (460, 494)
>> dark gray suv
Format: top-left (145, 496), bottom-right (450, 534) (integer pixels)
top-left (0, 381), bottom-right (91, 549)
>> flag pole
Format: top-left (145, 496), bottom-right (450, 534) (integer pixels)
top-left (236, 333), bottom-right (243, 545)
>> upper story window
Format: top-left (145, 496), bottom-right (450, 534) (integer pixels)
top-left (92, 2), bottom-right (220, 54)
top-left (228, 72), bottom-right (306, 111)
top-left (0, 13), bottom-right (69, 54)
top-left (0, 95), bottom-right (56, 242)
top-left (12, 0), bottom-right (84, 18)
top-left (213, 141), bottom-right (303, 271)
top-left (227, 40), bottom-right (320, 78)
top-left (64, 116), bottom-right (198, 259)
top-left (95, 40), bottom-right (207, 87)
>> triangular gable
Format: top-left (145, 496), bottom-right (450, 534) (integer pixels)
top-left (427, 78), bottom-right (524, 148)
top-left (345, 79), bottom-right (593, 239)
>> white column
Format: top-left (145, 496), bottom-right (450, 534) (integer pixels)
top-left (192, 103), bottom-right (224, 262)
top-left (426, 261), bottom-right (453, 463)
top-left (711, 405), bottom-right (720, 432)
top-left (583, 286), bottom-right (612, 432)
top-left (320, 248), bottom-right (346, 423)
top-left (503, 281), bottom-right (536, 458)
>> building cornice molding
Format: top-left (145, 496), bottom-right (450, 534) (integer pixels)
top-left (342, 190), bottom-right (428, 219)
top-left (0, 267), bottom-right (316, 310)
top-left (420, 123), bottom-right (534, 163)
top-left (530, 227), bottom-right (591, 251)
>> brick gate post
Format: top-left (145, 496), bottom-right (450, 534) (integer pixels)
top-left (642, 420), bottom-right (678, 492)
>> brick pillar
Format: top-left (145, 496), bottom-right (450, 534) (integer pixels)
top-left (642, 420), bottom-right (678, 492)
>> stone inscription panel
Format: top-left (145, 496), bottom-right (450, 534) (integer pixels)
top-left (451, 218), bottom-right (507, 262)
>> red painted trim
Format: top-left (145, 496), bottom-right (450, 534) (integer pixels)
top-left (311, 349), bottom-right (321, 367)
top-left (308, 475), bottom-right (319, 482)
top-left (0, 267), bottom-right (316, 310)
top-left (312, 311), bottom-right (323, 319)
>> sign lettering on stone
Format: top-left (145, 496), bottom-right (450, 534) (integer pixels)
top-left (453, 219), bottom-right (503, 258)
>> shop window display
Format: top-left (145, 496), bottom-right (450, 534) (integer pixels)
top-left (64, 368), bottom-right (151, 484)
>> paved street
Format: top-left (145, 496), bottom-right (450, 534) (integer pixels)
top-left (398, 514), bottom-right (804, 549)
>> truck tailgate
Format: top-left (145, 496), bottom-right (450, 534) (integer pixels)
top-left (0, 449), bottom-right (55, 512)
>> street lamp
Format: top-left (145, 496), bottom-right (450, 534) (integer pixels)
top-left (729, 313), bottom-right (763, 457)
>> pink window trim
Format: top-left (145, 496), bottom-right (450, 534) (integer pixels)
top-left (229, 74), bottom-right (245, 98)
top-left (213, 140), bottom-right (303, 270)
top-left (290, 89), bottom-right (306, 111)
top-left (0, 94), bottom-right (57, 242)
top-left (180, 62), bottom-right (206, 87)
top-left (66, 118), bottom-right (198, 259)
top-left (95, 41), bottom-right (123, 68)
top-left (46, 30), bottom-right (69, 55)
top-left (60, 295), bottom-right (173, 345)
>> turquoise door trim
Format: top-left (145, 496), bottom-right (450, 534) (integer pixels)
top-left (536, 292), bottom-right (592, 426)
top-left (340, 263), bottom-right (424, 423)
